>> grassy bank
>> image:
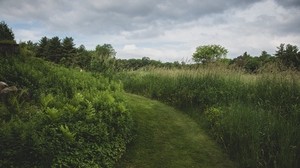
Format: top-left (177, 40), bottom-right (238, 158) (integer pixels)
top-left (116, 68), bottom-right (300, 168)
top-left (0, 55), bottom-right (133, 167)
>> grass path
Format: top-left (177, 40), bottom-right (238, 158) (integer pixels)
top-left (116, 94), bottom-right (235, 168)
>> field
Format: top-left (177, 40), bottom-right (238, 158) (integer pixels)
top-left (1, 52), bottom-right (299, 167)
top-left (116, 67), bottom-right (300, 168)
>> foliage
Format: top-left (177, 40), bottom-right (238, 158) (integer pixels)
top-left (35, 36), bottom-right (118, 74)
top-left (116, 68), bottom-right (300, 168)
top-left (47, 36), bottom-right (63, 63)
top-left (192, 44), bottom-right (228, 64)
top-left (60, 37), bottom-right (77, 66)
top-left (275, 43), bottom-right (300, 70)
top-left (230, 51), bottom-right (277, 73)
top-left (0, 21), bottom-right (15, 43)
top-left (0, 55), bottom-right (133, 167)
top-left (90, 44), bottom-right (116, 74)
top-left (19, 41), bottom-right (37, 57)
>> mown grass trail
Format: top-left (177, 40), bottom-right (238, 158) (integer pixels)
top-left (117, 94), bottom-right (235, 168)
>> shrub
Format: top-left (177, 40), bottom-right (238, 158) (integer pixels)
top-left (0, 55), bottom-right (133, 167)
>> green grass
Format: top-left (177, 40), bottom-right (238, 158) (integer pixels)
top-left (117, 93), bottom-right (235, 168)
top-left (116, 68), bottom-right (300, 168)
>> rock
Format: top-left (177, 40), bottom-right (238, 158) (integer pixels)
top-left (0, 81), bottom-right (8, 91)
top-left (0, 86), bottom-right (18, 94)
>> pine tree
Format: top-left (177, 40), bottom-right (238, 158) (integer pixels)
top-left (48, 36), bottom-right (62, 63)
top-left (61, 37), bottom-right (76, 66)
top-left (0, 21), bottom-right (15, 43)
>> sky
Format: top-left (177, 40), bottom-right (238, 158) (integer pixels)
top-left (1, 0), bottom-right (300, 62)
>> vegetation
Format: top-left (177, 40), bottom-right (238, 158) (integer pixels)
top-left (275, 44), bottom-right (300, 70)
top-left (117, 94), bottom-right (235, 168)
top-left (0, 21), bottom-right (15, 43)
top-left (2, 21), bottom-right (300, 167)
top-left (0, 54), bottom-right (133, 167)
top-left (192, 44), bottom-right (228, 64)
top-left (116, 68), bottom-right (300, 168)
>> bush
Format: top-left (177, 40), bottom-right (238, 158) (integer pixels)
top-left (0, 55), bottom-right (133, 167)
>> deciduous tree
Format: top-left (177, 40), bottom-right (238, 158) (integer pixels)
top-left (275, 43), bottom-right (300, 70)
top-left (192, 44), bottom-right (228, 64)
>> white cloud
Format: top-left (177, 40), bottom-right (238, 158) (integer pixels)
top-left (119, 44), bottom-right (190, 62)
top-left (123, 44), bottom-right (138, 51)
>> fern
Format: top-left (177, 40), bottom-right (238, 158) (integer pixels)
top-left (85, 100), bottom-right (96, 120)
top-left (59, 124), bottom-right (76, 142)
top-left (40, 93), bottom-right (54, 108)
top-left (46, 107), bottom-right (60, 120)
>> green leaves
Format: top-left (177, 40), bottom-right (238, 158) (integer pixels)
top-left (0, 21), bottom-right (15, 42)
top-left (275, 43), bottom-right (300, 70)
top-left (192, 44), bottom-right (228, 64)
top-left (0, 56), bottom-right (133, 167)
top-left (46, 107), bottom-right (60, 120)
top-left (40, 93), bottom-right (54, 108)
top-left (60, 125), bottom-right (76, 142)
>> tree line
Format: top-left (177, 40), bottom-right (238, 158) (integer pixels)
top-left (192, 44), bottom-right (300, 72)
top-left (20, 37), bottom-right (300, 73)
top-left (2, 21), bottom-right (300, 73)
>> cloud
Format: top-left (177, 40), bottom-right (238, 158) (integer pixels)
top-left (120, 44), bottom-right (190, 62)
top-left (1, 0), bottom-right (300, 62)
top-left (0, 0), bottom-right (261, 34)
top-left (274, 0), bottom-right (300, 8)
top-left (123, 44), bottom-right (138, 51)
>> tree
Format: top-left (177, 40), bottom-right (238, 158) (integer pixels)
top-left (37, 36), bottom-right (49, 58)
top-left (47, 36), bottom-right (62, 63)
top-left (192, 44), bottom-right (228, 64)
top-left (90, 44), bottom-right (116, 73)
top-left (76, 45), bottom-right (91, 69)
top-left (61, 37), bottom-right (76, 66)
top-left (142, 57), bottom-right (150, 66)
top-left (19, 40), bottom-right (38, 57)
top-left (0, 21), bottom-right (15, 43)
top-left (275, 43), bottom-right (300, 70)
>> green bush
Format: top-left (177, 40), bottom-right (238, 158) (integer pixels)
top-left (0, 55), bottom-right (133, 167)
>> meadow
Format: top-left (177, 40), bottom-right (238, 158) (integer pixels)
top-left (1, 20), bottom-right (300, 167)
top-left (116, 66), bottom-right (300, 168)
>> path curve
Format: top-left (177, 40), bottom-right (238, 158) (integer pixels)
top-left (117, 94), bottom-right (235, 168)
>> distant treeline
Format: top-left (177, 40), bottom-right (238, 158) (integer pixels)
top-left (1, 20), bottom-right (299, 73)
top-left (19, 37), bottom-right (300, 73)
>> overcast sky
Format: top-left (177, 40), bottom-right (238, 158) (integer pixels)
top-left (1, 0), bottom-right (300, 62)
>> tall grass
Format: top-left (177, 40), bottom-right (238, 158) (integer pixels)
top-left (116, 67), bottom-right (300, 168)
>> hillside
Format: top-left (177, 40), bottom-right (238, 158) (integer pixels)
top-left (0, 55), bottom-right (133, 167)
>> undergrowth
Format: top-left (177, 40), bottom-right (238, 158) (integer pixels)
top-left (0, 54), bottom-right (133, 167)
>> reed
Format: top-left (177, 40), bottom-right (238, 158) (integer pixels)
top-left (117, 66), bottom-right (300, 168)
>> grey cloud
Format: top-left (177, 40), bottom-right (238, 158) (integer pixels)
top-left (252, 11), bottom-right (300, 36)
top-left (274, 0), bottom-right (300, 8)
top-left (0, 0), bottom-right (262, 35)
